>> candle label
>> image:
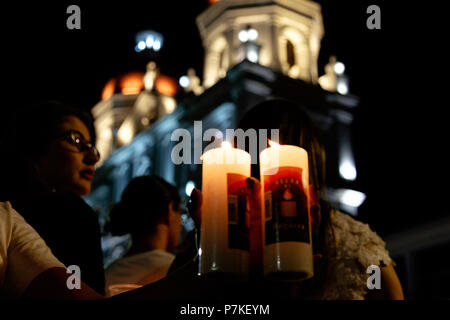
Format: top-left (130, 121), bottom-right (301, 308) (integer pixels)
top-left (263, 166), bottom-right (310, 245)
top-left (227, 173), bottom-right (250, 251)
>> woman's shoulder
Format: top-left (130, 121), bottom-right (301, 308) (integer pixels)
top-left (328, 209), bottom-right (393, 268)
top-left (43, 192), bottom-right (97, 218)
top-left (15, 192), bottom-right (99, 235)
top-left (319, 209), bottom-right (393, 299)
top-left (105, 250), bottom-right (175, 288)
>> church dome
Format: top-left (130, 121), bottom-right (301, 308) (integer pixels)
top-left (101, 71), bottom-right (177, 100)
top-left (101, 72), bottom-right (145, 100)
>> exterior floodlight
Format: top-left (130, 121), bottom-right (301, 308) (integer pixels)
top-left (135, 41), bottom-right (146, 52)
top-left (135, 30), bottom-right (164, 53)
top-left (145, 36), bottom-right (154, 48)
top-left (334, 61), bottom-right (345, 75)
top-left (242, 41), bottom-right (261, 63)
top-left (247, 46), bottom-right (259, 63)
top-left (339, 158), bottom-right (357, 181)
top-left (238, 27), bottom-right (258, 43)
top-left (337, 82), bottom-right (349, 95)
top-left (179, 75), bottom-right (190, 88)
top-left (238, 29), bottom-right (249, 42)
top-left (247, 28), bottom-right (258, 41)
top-left (153, 40), bottom-right (161, 51)
top-left (327, 188), bottom-right (366, 217)
top-left (340, 189), bottom-right (366, 208)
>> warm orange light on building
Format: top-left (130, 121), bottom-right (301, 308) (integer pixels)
top-left (120, 72), bottom-right (145, 95)
top-left (102, 78), bottom-right (116, 100)
top-left (155, 75), bottom-right (178, 96)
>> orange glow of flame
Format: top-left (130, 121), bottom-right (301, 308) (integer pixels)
top-left (120, 72), bottom-right (145, 95)
top-left (209, 0), bottom-right (220, 4)
top-left (156, 75), bottom-right (178, 96)
top-left (268, 140), bottom-right (280, 148)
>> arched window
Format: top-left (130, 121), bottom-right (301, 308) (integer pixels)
top-left (286, 40), bottom-right (296, 68)
top-left (219, 49), bottom-right (225, 70)
top-left (279, 27), bottom-right (308, 80)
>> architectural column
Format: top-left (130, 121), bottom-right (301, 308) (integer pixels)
top-left (269, 16), bottom-right (281, 71)
top-left (224, 24), bottom-right (235, 67)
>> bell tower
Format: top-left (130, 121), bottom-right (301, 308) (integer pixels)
top-left (197, 0), bottom-right (324, 88)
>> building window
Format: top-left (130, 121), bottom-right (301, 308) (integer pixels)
top-left (286, 40), bottom-right (296, 68)
top-left (218, 48), bottom-right (228, 77)
top-left (219, 49), bottom-right (225, 70)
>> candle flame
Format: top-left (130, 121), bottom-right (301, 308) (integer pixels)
top-left (221, 141), bottom-right (232, 149)
top-left (268, 139), bottom-right (280, 148)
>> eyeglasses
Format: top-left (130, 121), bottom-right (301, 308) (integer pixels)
top-left (56, 130), bottom-right (100, 160)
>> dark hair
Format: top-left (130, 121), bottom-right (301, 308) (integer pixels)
top-left (17, 100), bottom-right (95, 160)
top-left (0, 100), bottom-right (95, 199)
top-left (106, 175), bottom-right (181, 236)
top-left (237, 98), bottom-right (334, 298)
top-left (237, 98), bottom-right (326, 191)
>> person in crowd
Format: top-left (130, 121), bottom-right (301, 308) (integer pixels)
top-left (234, 98), bottom-right (404, 300)
top-left (0, 200), bottom-right (102, 299)
top-left (0, 100), bottom-right (208, 300)
top-left (104, 175), bottom-right (183, 296)
top-left (1, 101), bottom-right (105, 294)
top-left (0, 195), bottom-right (197, 300)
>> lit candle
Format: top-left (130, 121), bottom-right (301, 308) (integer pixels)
top-left (200, 142), bottom-right (251, 276)
top-left (259, 141), bottom-right (313, 280)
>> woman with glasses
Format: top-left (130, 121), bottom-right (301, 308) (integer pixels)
top-left (1, 101), bottom-right (105, 295)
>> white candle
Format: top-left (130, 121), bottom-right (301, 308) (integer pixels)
top-left (200, 142), bottom-right (251, 276)
top-left (259, 141), bottom-right (314, 281)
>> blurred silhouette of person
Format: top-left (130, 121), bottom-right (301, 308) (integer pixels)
top-left (1, 100), bottom-right (105, 294)
top-left (234, 98), bottom-right (404, 300)
top-left (170, 98), bottom-right (404, 300)
top-left (104, 175), bottom-right (183, 296)
top-left (0, 200), bottom-right (103, 299)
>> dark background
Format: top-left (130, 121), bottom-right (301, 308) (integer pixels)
top-left (1, 0), bottom-right (445, 238)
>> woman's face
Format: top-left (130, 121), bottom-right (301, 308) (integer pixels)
top-left (35, 115), bottom-right (99, 196)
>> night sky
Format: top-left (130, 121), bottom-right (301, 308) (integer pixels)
top-left (2, 1), bottom-right (444, 236)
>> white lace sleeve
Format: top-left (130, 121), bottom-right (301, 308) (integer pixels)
top-left (332, 210), bottom-right (393, 268)
top-left (321, 210), bottom-right (393, 300)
